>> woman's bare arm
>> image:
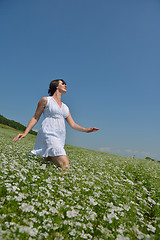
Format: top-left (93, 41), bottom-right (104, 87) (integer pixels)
top-left (13, 97), bottom-right (47, 142)
top-left (66, 111), bottom-right (99, 133)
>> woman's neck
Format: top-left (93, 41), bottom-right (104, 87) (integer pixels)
top-left (52, 91), bottom-right (62, 102)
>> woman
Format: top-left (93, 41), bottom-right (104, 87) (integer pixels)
top-left (13, 79), bottom-right (99, 170)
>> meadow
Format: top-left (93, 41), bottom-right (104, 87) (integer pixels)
top-left (0, 125), bottom-right (160, 240)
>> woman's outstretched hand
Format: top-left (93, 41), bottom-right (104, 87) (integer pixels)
top-left (13, 133), bottom-right (27, 142)
top-left (85, 127), bottom-right (99, 133)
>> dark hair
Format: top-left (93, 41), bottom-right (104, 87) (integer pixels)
top-left (48, 79), bottom-right (66, 96)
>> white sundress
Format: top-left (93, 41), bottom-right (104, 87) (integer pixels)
top-left (31, 96), bottom-right (69, 157)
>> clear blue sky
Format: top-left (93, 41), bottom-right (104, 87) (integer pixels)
top-left (0, 0), bottom-right (160, 160)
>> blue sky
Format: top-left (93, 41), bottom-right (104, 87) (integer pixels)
top-left (0, 0), bottom-right (160, 160)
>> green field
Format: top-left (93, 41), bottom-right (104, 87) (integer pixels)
top-left (0, 126), bottom-right (160, 239)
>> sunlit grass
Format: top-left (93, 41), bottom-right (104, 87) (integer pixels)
top-left (0, 126), bottom-right (160, 239)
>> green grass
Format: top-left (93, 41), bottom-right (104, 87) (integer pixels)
top-left (0, 123), bottom-right (20, 130)
top-left (0, 126), bottom-right (160, 239)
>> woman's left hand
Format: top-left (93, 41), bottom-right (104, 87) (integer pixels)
top-left (85, 127), bottom-right (99, 133)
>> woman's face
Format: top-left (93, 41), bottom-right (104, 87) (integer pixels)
top-left (57, 80), bottom-right (67, 94)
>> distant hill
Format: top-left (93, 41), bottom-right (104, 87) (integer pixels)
top-left (0, 114), bottom-right (37, 135)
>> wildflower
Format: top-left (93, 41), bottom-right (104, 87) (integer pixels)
top-left (90, 212), bottom-right (97, 221)
top-left (89, 196), bottom-right (98, 205)
top-left (116, 234), bottom-right (130, 240)
top-left (75, 205), bottom-right (84, 210)
top-left (103, 215), bottom-right (107, 221)
top-left (69, 229), bottom-right (76, 236)
top-left (54, 232), bottom-right (64, 240)
top-left (20, 203), bottom-right (35, 212)
top-left (80, 231), bottom-right (92, 239)
top-left (107, 212), bottom-right (119, 223)
top-left (39, 210), bottom-right (50, 216)
top-left (19, 226), bottom-right (38, 237)
top-left (40, 164), bottom-right (46, 170)
top-left (148, 197), bottom-right (156, 205)
top-left (50, 207), bottom-right (58, 214)
top-left (123, 178), bottom-right (134, 185)
top-left (147, 224), bottom-right (156, 233)
top-left (14, 193), bottom-right (27, 202)
top-left (66, 209), bottom-right (79, 218)
top-left (75, 222), bottom-right (82, 227)
top-left (123, 204), bottom-right (130, 211)
top-left (46, 177), bottom-right (52, 183)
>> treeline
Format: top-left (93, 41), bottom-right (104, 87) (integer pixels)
top-left (0, 114), bottom-right (37, 135)
top-left (145, 157), bottom-right (156, 161)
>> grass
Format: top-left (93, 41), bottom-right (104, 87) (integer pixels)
top-left (0, 126), bottom-right (160, 239)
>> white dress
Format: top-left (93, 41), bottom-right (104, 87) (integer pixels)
top-left (31, 96), bottom-right (69, 157)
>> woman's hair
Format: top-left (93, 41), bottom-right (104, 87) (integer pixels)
top-left (48, 79), bottom-right (66, 96)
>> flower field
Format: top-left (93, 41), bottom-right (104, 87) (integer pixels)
top-left (0, 125), bottom-right (160, 239)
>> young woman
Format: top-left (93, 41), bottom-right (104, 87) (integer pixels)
top-left (13, 79), bottom-right (99, 170)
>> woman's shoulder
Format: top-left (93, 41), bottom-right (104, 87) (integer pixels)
top-left (38, 97), bottom-right (48, 107)
top-left (40, 97), bottom-right (48, 103)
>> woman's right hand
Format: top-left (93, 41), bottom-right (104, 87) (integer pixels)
top-left (13, 133), bottom-right (27, 142)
